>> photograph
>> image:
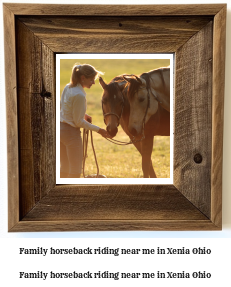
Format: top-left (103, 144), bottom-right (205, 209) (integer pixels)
top-left (57, 55), bottom-right (173, 184)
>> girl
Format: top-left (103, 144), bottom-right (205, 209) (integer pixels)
top-left (60, 63), bottom-right (110, 178)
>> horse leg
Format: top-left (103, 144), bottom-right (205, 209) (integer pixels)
top-left (141, 137), bottom-right (156, 178)
top-left (148, 136), bottom-right (156, 178)
top-left (149, 160), bottom-right (157, 178)
top-left (133, 141), bottom-right (156, 178)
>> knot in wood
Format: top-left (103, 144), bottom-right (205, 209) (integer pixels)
top-left (40, 90), bottom-right (52, 98)
top-left (194, 153), bottom-right (203, 164)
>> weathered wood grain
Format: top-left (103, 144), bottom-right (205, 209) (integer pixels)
top-left (23, 185), bottom-right (205, 221)
top-left (18, 16), bottom-right (213, 53)
top-left (174, 21), bottom-right (213, 218)
top-left (12, 219), bottom-right (220, 232)
top-left (3, 4), bottom-right (19, 231)
top-left (211, 5), bottom-right (226, 228)
top-left (16, 19), bottom-right (56, 219)
top-left (11, 218), bottom-right (219, 232)
top-left (39, 44), bottom-right (56, 198)
top-left (14, 185), bottom-right (218, 232)
top-left (3, 3), bottom-right (225, 16)
top-left (16, 20), bottom-right (36, 217)
top-left (4, 3), bottom-right (226, 231)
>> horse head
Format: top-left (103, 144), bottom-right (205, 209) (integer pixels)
top-left (123, 74), bottom-right (158, 137)
top-left (99, 76), bottom-right (126, 137)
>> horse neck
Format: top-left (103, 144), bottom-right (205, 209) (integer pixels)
top-left (150, 68), bottom-right (170, 93)
top-left (151, 104), bottom-right (170, 136)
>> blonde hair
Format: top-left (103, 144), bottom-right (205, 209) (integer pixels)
top-left (69, 63), bottom-right (104, 87)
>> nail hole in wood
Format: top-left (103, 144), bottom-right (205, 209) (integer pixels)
top-left (194, 153), bottom-right (203, 164)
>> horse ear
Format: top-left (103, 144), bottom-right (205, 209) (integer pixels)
top-left (123, 75), bottom-right (146, 87)
top-left (135, 76), bottom-right (146, 87)
top-left (122, 75), bottom-right (133, 83)
top-left (99, 77), bottom-right (107, 89)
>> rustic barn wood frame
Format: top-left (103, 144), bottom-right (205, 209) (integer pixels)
top-left (4, 4), bottom-right (226, 232)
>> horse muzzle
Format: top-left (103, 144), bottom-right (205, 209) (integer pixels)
top-left (129, 126), bottom-right (139, 136)
top-left (128, 126), bottom-right (143, 139)
top-left (106, 125), bottom-right (118, 138)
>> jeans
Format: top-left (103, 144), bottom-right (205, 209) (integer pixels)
top-left (60, 122), bottom-right (82, 175)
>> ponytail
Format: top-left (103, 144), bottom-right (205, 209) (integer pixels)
top-left (69, 63), bottom-right (104, 87)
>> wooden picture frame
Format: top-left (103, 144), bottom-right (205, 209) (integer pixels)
top-left (4, 4), bottom-right (226, 232)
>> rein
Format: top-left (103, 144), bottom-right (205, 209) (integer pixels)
top-left (140, 87), bottom-right (151, 140)
top-left (102, 93), bottom-right (135, 145)
top-left (82, 128), bottom-right (99, 178)
top-left (126, 74), bottom-right (151, 142)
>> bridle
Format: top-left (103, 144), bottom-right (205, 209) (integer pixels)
top-left (125, 74), bottom-right (151, 142)
top-left (101, 79), bottom-right (151, 145)
top-left (102, 94), bottom-right (124, 127)
top-left (136, 73), bottom-right (163, 141)
top-left (140, 86), bottom-right (151, 141)
top-left (102, 92), bottom-right (134, 145)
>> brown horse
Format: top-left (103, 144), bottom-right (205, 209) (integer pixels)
top-left (99, 75), bottom-right (158, 178)
top-left (124, 67), bottom-right (170, 137)
top-left (122, 67), bottom-right (170, 178)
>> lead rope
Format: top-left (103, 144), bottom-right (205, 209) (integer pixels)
top-left (104, 137), bottom-right (133, 145)
top-left (104, 133), bottom-right (145, 145)
top-left (82, 129), bottom-right (99, 178)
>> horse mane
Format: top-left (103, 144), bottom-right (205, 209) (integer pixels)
top-left (111, 75), bottom-right (125, 83)
top-left (104, 75), bottom-right (128, 97)
top-left (127, 67), bottom-right (169, 99)
top-left (127, 72), bottom-right (151, 99)
top-left (103, 76), bottom-right (122, 96)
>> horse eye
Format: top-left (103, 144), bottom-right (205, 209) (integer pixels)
top-left (138, 97), bottom-right (145, 103)
top-left (102, 99), bottom-right (107, 104)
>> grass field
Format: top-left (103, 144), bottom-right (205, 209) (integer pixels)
top-left (60, 58), bottom-right (170, 178)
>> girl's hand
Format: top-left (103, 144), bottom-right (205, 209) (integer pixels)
top-left (98, 128), bottom-right (112, 138)
top-left (84, 114), bottom-right (92, 123)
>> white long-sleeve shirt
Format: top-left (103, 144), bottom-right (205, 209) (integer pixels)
top-left (60, 83), bottom-right (100, 132)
